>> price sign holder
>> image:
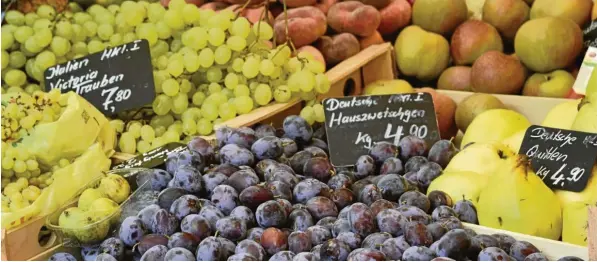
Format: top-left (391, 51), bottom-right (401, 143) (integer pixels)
top-left (112, 142), bottom-right (187, 170)
top-left (583, 20), bottom-right (597, 48)
top-left (44, 39), bottom-right (155, 115)
top-left (519, 125), bottom-right (597, 192)
top-left (323, 92), bottom-right (440, 167)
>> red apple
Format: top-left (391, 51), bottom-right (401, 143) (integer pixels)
top-left (161, 0), bottom-right (205, 7)
top-left (200, 2), bottom-right (229, 11)
top-left (378, 0), bottom-right (412, 35)
top-left (406, 0), bottom-right (415, 5)
top-left (359, 31), bottom-right (384, 49)
top-left (240, 6), bottom-right (274, 24)
top-left (315, 0), bottom-right (338, 14)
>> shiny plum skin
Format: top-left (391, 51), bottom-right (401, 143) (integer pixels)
top-left (355, 155), bottom-right (376, 179)
top-left (256, 200), bottom-right (288, 228)
top-left (453, 200), bottom-right (478, 224)
top-left (509, 241), bottom-right (540, 261)
top-left (369, 142), bottom-right (398, 165)
top-left (251, 136), bottom-right (284, 160)
top-left (347, 248), bottom-right (386, 261)
top-left (428, 140), bottom-right (458, 168)
top-left (402, 246), bottom-right (437, 261)
top-left (398, 135), bottom-right (428, 161)
top-left (216, 216), bottom-right (248, 241)
top-left (319, 239), bottom-right (351, 261)
top-left (405, 156), bottom-right (429, 173)
top-left (226, 127), bottom-right (257, 149)
top-left (399, 191), bottom-right (431, 213)
top-left (380, 157), bottom-right (403, 175)
top-left (288, 231), bottom-right (312, 254)
top-left (283, 115), bottom-right (313, 143)
top-left (306, 225), bottom-right (332, 246)
top-left (119, 216), bottom-right (145, 247)
top-left (381, 237), bottom-right (411, 260)
top-left (168, 232), bottom-right (199, 252)
top-left (306, 196), bottom-right (338, 220)
top-left (235, 239), bottom-right (267, 260)
top-left (211, 185), bottom-right (239, 216)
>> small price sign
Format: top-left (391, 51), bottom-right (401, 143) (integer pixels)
top-left (322, 93), bottom-right (440, 167)
top-left (44, 39), bottom-right (155, 115)
top-left (112, 142), bottom-right (187, 170)
top-left (519, 125), bottom-right (597, 192)
top-left (583, 20), bottom-right (597, 48)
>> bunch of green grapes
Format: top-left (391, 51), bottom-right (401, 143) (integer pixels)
top-left (1, 0), bottom-right (332, 156)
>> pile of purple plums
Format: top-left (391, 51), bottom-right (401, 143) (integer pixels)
top-left (49, 115), bottom-right (584, 261)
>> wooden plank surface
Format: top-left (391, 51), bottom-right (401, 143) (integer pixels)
top-left (589, 206), bottom-right (597, 260)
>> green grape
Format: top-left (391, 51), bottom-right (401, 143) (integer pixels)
top-left (35, 51), bottom-right (56, 71)
top-left (285, 57), bottom-right (301, 73)
top-left (273, 85), bottom-right (292, 103)
top-left (182, 119), bottom-right (197, 136)
top-left (252, 21), bottom-right (273, 40)
top-left (4, 70), bottom-right (27, 86)
top-left (34, 29), bottom-right (52, 48)
top-left (208, 28), bottom-right (225, 46)
top-left (300, 106), bottom-right (316, 125)
top-left (150, 114), bottom-right (175, 128)
top-left (219, 102), bottom-right (236, 120)
top-left (192, 92), bottom-right (206, 106)
top-left (198, 48), bottom-right (215, 68)
top-left (24, 13), bottom-right (39, 26)
top-left (107, 4), bottom-right (120, 14)
top-left (97, 24), bottom-right (114, 41)
top-left (300, 90), bottom-right (317, 101)
top-left (94, 11), bottom-right (115, 25)
top-left (162, 78), bottom-right (180, 96)
top-left (50, 36), bottom-right (71, 57)
top-left (288, 69), bottom-right (315, 92)
top-left (206, 68), bottom-right (222, 82)
top-left (214, 45), bottom-right (231, 65)
top-left (198, 9), bottom-right (215, 27)
top-left (119, 132), bottom-right (137, 154)
top-left (314, 73), bottom-right (331, 94)
top-left (181, 27), bottom-right (207, 50)
top-left (9, 51), bottom-right (26, 68)
top-left (226, 35), bottom-right (246, 52)
top-left (83, 21), bottom-right (98, 37)
top-left (2, 24), bottom-right (17, 34)
top-left (259, 59), bottom-right (275, 76)
top-left (24, 84), bottom-right (41, 94)
top-left (54, 21), bottom-right (73, 40)
top-left (125, 8), bottom-right (144, 27)
top-left (109, 33), bottom-right (123, 46)
top-left (180, 79), bottom-right (193, 93)
top-left (151, 137), bottom-right (165, 149)
top-left (232, 58), bottom-right (244, 72)
top-left (147, 3), bottom-right (166, 22)
top-left (88, 4), bottom-right (107, 15)
top-left (196, 118), bottom-right (213, 135)
top-left (208, 82), bottom-right (222, 94)
top-left (87, 40), bottom-right (105, 54)
top-left (24, 37), bottom-right (43, 53)
top-left (136, 23), bottom-right (158, 46)
top-left (167, 59), bottom-right (184, 77)
top-left (73, 12), bottom-right (93, 24)
top-left (152, 40), bottom-right (169, 57)
top-left (154, 126), bottom-right (167, 138)
top-left (73, 42), bottom-right (88, 55)
top-left (233, 84), bottom-right (249, 97)
top-left (14, 160), bottom-right (27, 173)
top-left (5, 11), bottom-right (25, 26)
top-left (172, 93), bottom-right (189, 114)
top-left (152, 94), bottom-right (173, 115)
top-left (312, 104), bottom-right (325, 122)
top-left (201, 102), bottom-right (219, 121)
top-left (14, 26), bottom-right (34, 44)
top-left (2, 51), bottom-right (9, 69)
top-left (123, 32), bottom-right (136, 43)
top-left (37, 5), bottom-right (56, 19)
top-left (110, 119), bottom-right (125, 133)
top-left (254, 84), bottom-right (272, 106)
top-left (221, 88), bottom-right (233, 99)
top-left (242, 56), bottom-right (259, 79)
top-left (137, 140), bottom-right (151, 153)
top-left (163, 129), bottom-right (181, 143)
top-left (224, 73), bottom-right (239, 90)
top-left (164, 10), bottom-right (185, 30)
top-left (1, 31), bottom-right (14, 50)
top-left (182, 4), bottom-right (200, 25)
top-left (140, 125), bottom-right (155, 142)
top-left (230, 17), bottom-right (250, 38)
top-left (208, 92), bottom-right (227, 105)
top-left (71, 24), bottom-right (87, 42)
top-left (156, 21), bottom-right (172, 40)
top-left (126, 121), bottom-right (142, 139)
top-left (168, 0), bottom-right (186, 11)
top-left (233, 96), bottom-right (253, 114)
top-left (270, 45), bottom-right (291, 66)
top-left (182, 52), bottom-right (199, 73)
top-left (170, 39), bottom-right (183, 52)
top-left (270, 66), bottom-right (282, 79)
top-left (2, 157), bottom-right (14, 170)
top-left (207, 12), bottom-right (231, 30)
top-left (307, 59), bottom-right (326, 74)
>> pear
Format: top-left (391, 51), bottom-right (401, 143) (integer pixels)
top-left (514, 17), bottom-right (583, 73)
top-left (89, 197), bottom-right (120, 224)
top-left (455, 93), bottom-right (506, 132)
top-left (412, 0), bottom-right (468, 35)
top-left (99, 174), bottom-right (131, 204)
top-left (427, 171), bottom-right (489, 205)
top-left (557, 166), bottom-right (597, 246)
top-left (571, 97), bottom-right (597, 133)
top-left (73, 211), bottom-right (110, 244)
top-left (394, 26), bottom-right (450, 81)
top-left (445, 142), bottom-right (515, 176)
top-left (541, 99), bottom-right (581, 129)
top-left (58, 207), bottom-right (88, 229)
top-left (461, 109), bottom-right (531, 149)
top-left (477, 155), bottom-right (562, 240)
top-left (530, 0), bottom-right (593, 26)
top-left (363, 79), bottom-right (414, 95)
top-left (78, 188), bottom-right (105, 211)
top-left (501, 129), bottom-right (525, 153)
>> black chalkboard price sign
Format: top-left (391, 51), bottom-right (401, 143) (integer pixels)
top-left (519, 125), bottom-right (597, 192)
top-left (323, 92), bottom-right (440, 167)
top-left (43, 39), bottom-right (155, 115)
top-left (583, 20), bottom-right (597, 48)
top-left (112, 142), bottom-right (187, 170)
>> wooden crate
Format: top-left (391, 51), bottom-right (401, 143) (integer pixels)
top-left (1, 215), bottom-right (60, 261)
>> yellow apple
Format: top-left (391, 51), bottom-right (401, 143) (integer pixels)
top-left (522, 70), bottom-right (575, 98)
